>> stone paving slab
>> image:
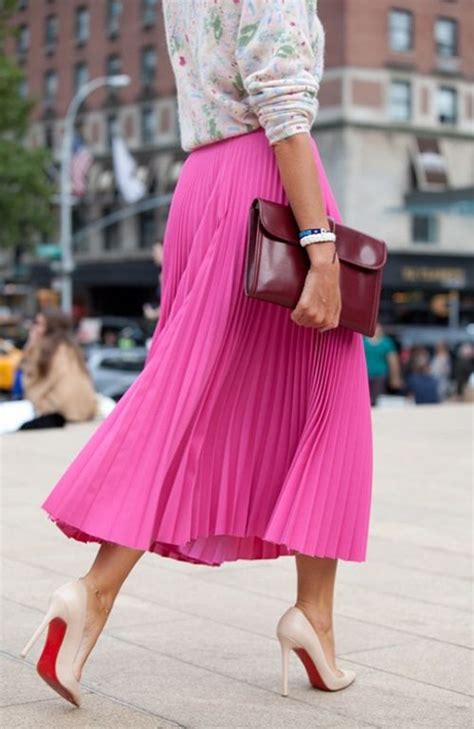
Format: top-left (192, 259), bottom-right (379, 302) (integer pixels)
top-left (1, 402), bottom-right (473, 728)
top-left (1, 655), bottom-right (181, 728)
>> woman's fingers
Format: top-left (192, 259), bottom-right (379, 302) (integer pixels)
top-left (291, 265), bottom-right (341, 330)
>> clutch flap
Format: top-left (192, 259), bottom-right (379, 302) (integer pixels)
top-left (255, 198), bottom-right (387, 271)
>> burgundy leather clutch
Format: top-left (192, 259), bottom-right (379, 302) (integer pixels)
top-left (244, 198), bottom-right (388, 337)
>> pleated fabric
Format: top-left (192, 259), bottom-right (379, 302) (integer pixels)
top-left (41, 128), bottom-right (373, 566)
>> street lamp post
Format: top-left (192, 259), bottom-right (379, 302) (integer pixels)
top-left (59, 74), bottom-right (130, 314)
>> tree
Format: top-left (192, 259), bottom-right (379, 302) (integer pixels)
top-left (0, 0), bottom-right (55, 250)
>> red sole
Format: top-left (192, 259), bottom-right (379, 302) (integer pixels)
top-left (294, 648), bottom-right (331, 691)
top-left (36, 617), bottom-right (79, 706)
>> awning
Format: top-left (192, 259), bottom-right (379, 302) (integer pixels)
top-left (411, 137), bottom-right (449, 190)
top-left (404, 187), bottom-right (474, 215)
top-left (29, 258), bottom-right (159, 288)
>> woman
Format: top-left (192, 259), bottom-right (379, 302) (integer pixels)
top-left (363, 323), bottom-right (402, 406)
top-left (429, 341), bottom-right (451, 401)
top-left (21, 1), bottom-right (373, 705)
top-left (0, 309), bottom-right (97, 433)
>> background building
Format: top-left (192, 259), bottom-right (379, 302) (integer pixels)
top-left (5, 0), bottom-right (183, 317)
top-left (317, 0), bottom-right (474, 330)
top-left (3, 0), bottom-right (474, 331)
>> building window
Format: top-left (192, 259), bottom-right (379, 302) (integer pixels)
top-left (106, 55), bottom-right (122, 101)
top-left (43, 69), bottom-right (58, 103)
top-left (16, 24), bottom-right (29, 55)
top-left (107, 0), bottom-right (122, 37)
top-left (44, 15), bottom-right (58, 51)
top-left (142, 0), bottom-right (157, 27)
top-left (74, 62), bottom-right (88, 93)
top-left (106, 112), bottom-right (119, 149)
top-left (75, 6), bottom-right (89, 44)
top-left (388, 9), bottom-right (413, 52)
top-left (139, 210), bottom-right (156, 249)
top-left (437, 86), bottom-right (458, 125)
top-left (411, 215), bottom-right (439, 244)
top-left (18, 78), bottom-right (28, 99)
top-left (388, 79), bottom-right (411, 121)
top-left (103, 207), bottom-right (121, 250)
top-left (140, 105), bottom-right (156, 145)
top-left (413, 137), bottom-right (449, 190)
top-left (435, 18), bottom-right (458, 58)
top-left (141, 47), bottom-right (156, 86)
top-left (44, 124), bottom-right (54, 150)
top-left (106, 54), bottom-right (122, 78)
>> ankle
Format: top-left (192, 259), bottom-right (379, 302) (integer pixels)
top-left (295, 600), bottom-right (334, 634)
top-left (80, 575), bottom-right (114, 615)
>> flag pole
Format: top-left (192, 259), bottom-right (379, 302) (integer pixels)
top-left (59, 74), bottom-right (130, 315)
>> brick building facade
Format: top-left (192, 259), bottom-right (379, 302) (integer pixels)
top-left (6, 0), bottom-right (183, 316)
top-left (4, 0), bottom-right (474, 326)
top-left (316, 0), bottom-right (474, 328)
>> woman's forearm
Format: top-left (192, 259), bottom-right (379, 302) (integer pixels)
top-left (272, 132), bottom-right (335, 265)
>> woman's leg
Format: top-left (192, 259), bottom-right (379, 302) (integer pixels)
top-left (73, 543), bottom-right (146, 681)
top-left (295, 553), bottom-right (344, 677)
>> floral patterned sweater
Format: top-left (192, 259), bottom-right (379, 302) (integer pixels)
top-left (162, 0), bottom-right (325, 151)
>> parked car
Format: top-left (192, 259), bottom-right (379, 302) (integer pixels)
top-left (86, 346), bottom-right (147, 401)
top-left (0, 340), bottom-right (23, 394)
top-left (77, 316), bottom-right (148, 348)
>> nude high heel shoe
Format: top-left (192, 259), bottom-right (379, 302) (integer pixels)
top-left (276, 606), bottom-right (355, 696)
top-left (20, 578), bottom-right (108, 707)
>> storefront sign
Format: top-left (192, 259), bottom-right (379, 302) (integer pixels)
top-left (400, 265), bottom-right (466, 287)
top-left (382, 253), bottom-right (474, 290)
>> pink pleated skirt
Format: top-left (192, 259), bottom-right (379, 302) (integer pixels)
top-left (41, 128), bottom-right (373, 566)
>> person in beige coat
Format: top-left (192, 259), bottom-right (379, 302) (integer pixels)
top-left (22, 308), bottom-right (97, 422)
top-left (24, 347), bottom-right (96, 422)
top-left (0, 309), bottom-right (97, 433)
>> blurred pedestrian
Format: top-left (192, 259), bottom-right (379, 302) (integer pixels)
top-left (363, 323), bottom-right (403, 405)
top-left (0, 309), bottom-right (97, 434)
top-left (143, 241), bottom-right (163, 322)
top-left (405, 349), bottom-right (440, 405)
top-left (429, 341), bottom-right (451, 401)
top-left (453, 342), bottom-right (474, 402)
top-left (23, 2), bottom-right (371, 706)
top-left (103, 330), bottom-right (118, 347)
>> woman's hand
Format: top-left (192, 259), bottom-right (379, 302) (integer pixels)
top-left (290, 242), bottom-right (341, 331)
top-left (24, 314), bottom-right (47, 352)
top-left (24, 324), bottom-right (41, 351)
top-left (272, 133), bottom-right (342, 332)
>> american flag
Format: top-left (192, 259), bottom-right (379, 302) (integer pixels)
top-left (71, 133), bottom-right (93, 197)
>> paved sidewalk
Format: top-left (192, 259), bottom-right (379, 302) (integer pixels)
top-left (1, 403), bottom-right (472, 728)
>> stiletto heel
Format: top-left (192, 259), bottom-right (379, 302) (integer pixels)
top-left (19, 577), bottom-right (109, 707)
top-left (20, 593), bottom-right (67, 658)
top-left (276, 606), bottom-right (355, 696)
top-left (279, 636), bottom-right (292, 697)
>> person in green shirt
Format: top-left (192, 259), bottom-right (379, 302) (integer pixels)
top-left (363, 323), bottom-right (402, 406)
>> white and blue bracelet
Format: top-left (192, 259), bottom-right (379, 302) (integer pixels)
top-left (298, 227), bottom-right (336, 248)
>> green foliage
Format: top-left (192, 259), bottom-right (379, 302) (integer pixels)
top-left (0, 1), bottom-right (55, 250)
top-left (0, 0), bottom-right (19, 45)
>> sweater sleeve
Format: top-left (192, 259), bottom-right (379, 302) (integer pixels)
top-left (235, 0), bottom-right (324, 145)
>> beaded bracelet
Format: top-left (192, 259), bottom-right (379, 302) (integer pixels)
top-left (299, 230), bottom-right (336, 248)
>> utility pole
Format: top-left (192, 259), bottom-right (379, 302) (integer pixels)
top-left (59, 74), bottom-right (130, 314)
